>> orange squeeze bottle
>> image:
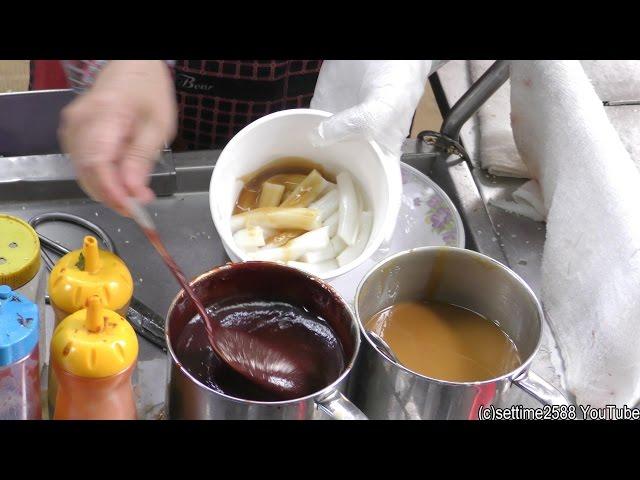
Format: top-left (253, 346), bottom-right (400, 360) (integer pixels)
top-left (51, 295), bottom-right (138, 420)
top-left (47, 235), bottom-right (133, 416)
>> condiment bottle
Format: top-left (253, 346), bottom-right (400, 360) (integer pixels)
top-left (0, 215), bottom-right (46, 381)
top-left (0, 285), bottom-right (41, 419)
top-left (51, 295), bottom-right (138, 420)
top-left (0, 214), bottom-right (43, 300)
top-left (47, 235), bottom-right (133, 414)
top-left (48, 235), bottom-right (133, 324)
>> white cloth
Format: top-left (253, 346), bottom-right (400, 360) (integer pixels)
top-left (604, 105), bottom-right (640, 170)
top-left (470, 60), bottom-right (640, 221)
top-left (496, 103), bottom-right (640, 224)
top-left (468, 60), bottom-right (529, 178)
top-left (310, 60), bottom-right (433, 157)
top-left (489, 180), bottom-right (545, 222)
top-left (510, 60), bottom-right (640, 407)
top-left (471, 60), bottom-right (640, 181)
top-left (582, 60), bottom-right (640, 101)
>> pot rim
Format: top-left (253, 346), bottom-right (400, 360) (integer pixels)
top-left (354, 246), bottom-right (544, 387)
top-left (165, 261), bottom-right (361, 406)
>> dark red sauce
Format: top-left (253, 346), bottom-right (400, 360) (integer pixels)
top-left (143, 226), bottom-right (337, 398)
top-left (175, 296), bottom-right (346, 401)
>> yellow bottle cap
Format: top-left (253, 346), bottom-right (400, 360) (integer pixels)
top-left (0, 215), bottom-right (41, 289)
top-left (51, 295), bottom-right (138, 378)
top-left (48, 236), bottom-right (133, 314)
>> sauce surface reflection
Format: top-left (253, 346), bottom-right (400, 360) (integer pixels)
top-left (176, 297), bottom-right (346, 401)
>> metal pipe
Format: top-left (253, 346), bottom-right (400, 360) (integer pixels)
top-left (440, 60), bottom-right (511, 141)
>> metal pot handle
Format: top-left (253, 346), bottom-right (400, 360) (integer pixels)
top-left (316, 390), bottom-right (368, 420)
top-left (513, 370), bottom-right (572, 406)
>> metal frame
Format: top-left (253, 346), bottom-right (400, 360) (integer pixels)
top-left (408, 61), bottom-right (514, 267)
top-left (440, 60), bottom-right (510, 141)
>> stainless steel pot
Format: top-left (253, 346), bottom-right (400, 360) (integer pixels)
top-left (349, 246), bottom-right (570, 420)
top-left (165, 261), bottom-right (366, 420)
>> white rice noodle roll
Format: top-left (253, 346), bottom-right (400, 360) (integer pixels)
top-left (258, 182), bottom-right (285, 208)
top-left (308, 188), bottom-right (338, 221)
top-left (280, 169), bottom-right (330, 207)
top-left (302, 242), bottom-right (336, 263)
top-left (231, 207), bottom-right (320, 232)
top-left (248, 226), bottom-right (330, 262)
top-left (330, 236), bottom-right (348, 256)
top-left (323, 211), bottom-right (339, 237)
top-left (337, 211), bottom-right (373, 267)
top-left (233, 226), bottom-right (266, 251)
top-left (336, 171), bottom-right (361, 246)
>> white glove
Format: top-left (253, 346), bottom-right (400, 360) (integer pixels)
top-left (310, 60), bottom-right (434, 157)
top-left (310, 60), bottom-right (435, 243)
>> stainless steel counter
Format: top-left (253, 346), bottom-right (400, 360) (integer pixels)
top-left (1, 152), bottom-right (226, 418)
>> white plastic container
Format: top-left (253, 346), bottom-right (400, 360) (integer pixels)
top-left (209, 109), bottom-right (401, 280)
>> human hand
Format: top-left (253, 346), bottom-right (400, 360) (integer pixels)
top-left (58, 60), bottom-right (177, 215)
top-left (310, 60), bottom-right (434, 242)
top-left (310, 60), bottom-right (433, 157)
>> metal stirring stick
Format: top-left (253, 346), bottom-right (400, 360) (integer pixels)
top-left (125, 197), bottom-right (316, 399)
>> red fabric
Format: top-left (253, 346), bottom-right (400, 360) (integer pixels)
top-left (30, 60), bottom-right (69, 90)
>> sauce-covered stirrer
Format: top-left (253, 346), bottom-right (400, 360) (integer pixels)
top-left (125, 198), bottom-right (313, 399)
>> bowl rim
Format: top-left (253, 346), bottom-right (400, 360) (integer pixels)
top-left (400, 162), bottom-right (466, 249)
top-left (209, 108), bottom-right (397, 280)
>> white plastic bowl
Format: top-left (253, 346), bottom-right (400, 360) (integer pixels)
top-left (209, 109), bottom-right (401, 280)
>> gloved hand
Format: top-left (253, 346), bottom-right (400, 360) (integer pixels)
top-left (310, 60), bottom-right (434, 157)
top-left (58, 60), bottom-right (177, 216)
top-left (310, 60), bottom-right (436, 241)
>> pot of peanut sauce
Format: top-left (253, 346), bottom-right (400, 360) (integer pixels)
top-left (349, 246), bottom-right (571, 420)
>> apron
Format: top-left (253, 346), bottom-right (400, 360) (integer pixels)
top-left (172, 60), bottom-right (322, 150)
top-left (34, 60), bottom-right (323, 151)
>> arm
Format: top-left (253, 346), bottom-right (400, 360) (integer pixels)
top-left (310, 60), bottom-right (444, 157)
top-left (61, 60), bottom-right (176, 91)
top-left (310, 60), bottom-right (445, 242)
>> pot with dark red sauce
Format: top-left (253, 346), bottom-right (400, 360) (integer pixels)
top-left (165, 261), bottom-right (366, 419)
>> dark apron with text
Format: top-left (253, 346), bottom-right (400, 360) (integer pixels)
top-left (172, 60), bottom-right (322, 151)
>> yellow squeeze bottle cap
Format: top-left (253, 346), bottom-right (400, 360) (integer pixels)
top-left (51, 295), bottom-right (138, 378)
top-left (48, 235), bottom-right (133, 314)
top-left (0, 215), bottom-right (41, 289)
